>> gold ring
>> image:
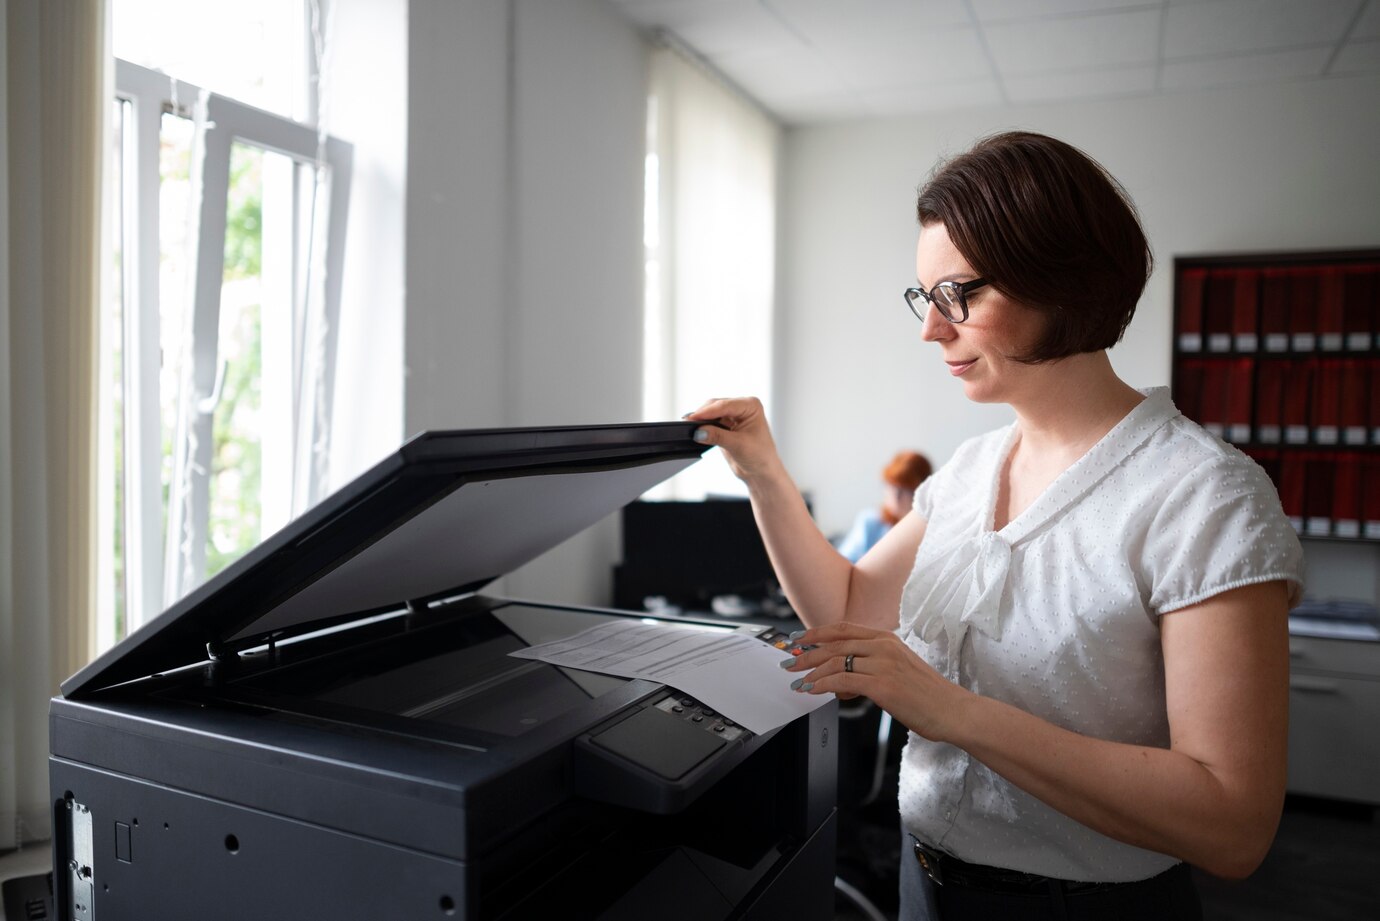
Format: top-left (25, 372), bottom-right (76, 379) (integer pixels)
top-left (844, 653), bottom-right (855, 673)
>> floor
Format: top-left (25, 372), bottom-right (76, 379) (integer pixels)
top-left (5, 796), bottom-right (1377, 920)
top-left (832, 795), bottom-right (1380, 921)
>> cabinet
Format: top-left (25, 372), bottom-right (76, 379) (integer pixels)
top-left (1285, 633), bottom-right (1380, 805)
top-left (1170, 251), bottom-right (1380, 540)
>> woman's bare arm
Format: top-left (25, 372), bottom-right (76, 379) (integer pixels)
top-left (789, 580), bottom-right (1291, 878)
top-left (687, 397), bottom-right (925, 629)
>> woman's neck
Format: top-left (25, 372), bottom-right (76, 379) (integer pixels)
top-left (1007, 351), bottom-right (1143, 461)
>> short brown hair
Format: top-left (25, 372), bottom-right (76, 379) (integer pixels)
top-left (915, 131), bottom-right (1152, 363)
top-left (883, 451), bottom-right (931, 490)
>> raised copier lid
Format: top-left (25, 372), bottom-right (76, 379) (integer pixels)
top-left (63, 422), bottom-right (710, 699)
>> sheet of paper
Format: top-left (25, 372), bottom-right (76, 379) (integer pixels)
top-left (509, 620), bottom-right (832, 735)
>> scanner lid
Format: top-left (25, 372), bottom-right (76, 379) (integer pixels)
top-left (63, 422), bottom-right (709, 698)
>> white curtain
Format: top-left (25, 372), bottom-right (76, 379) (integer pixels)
top-left (644, 46), bottom-right (779, 499)
top-left (1, 0), bottom-right (106, 848)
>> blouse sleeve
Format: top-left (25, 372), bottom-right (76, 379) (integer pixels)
top-left (1141, 454), bottom-right (1304, 615)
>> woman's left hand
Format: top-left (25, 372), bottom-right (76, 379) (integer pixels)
top-left (783, 622), bottom-right (971, 743)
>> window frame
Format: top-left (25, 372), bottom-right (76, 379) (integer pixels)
top-left (111, 59), bottom-right (352, 631)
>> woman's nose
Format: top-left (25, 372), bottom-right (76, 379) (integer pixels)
top-left (920, 303), bottom-right (953, 341)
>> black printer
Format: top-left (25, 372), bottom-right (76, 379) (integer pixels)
top-left (48, 423), bottom-right (838, 920)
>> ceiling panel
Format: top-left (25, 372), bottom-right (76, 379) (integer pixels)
top-left (971, 0), bottom-right (1160, 23)
top-left (1331, 38), bottom-right (1380, 73)
top-left (611, 0), bottom-right (1379, 124)
top-left (1161, 45), bottom-right (1332, 90)
top-left (713, 47), bottom-right (848, 100)
top-left (1163, 0), bottom-right (1359, 58)
top-left (766, 0), bottom-right (971, 34)
top-left (861, 78), bottom-right (1006, 115)
top-left (984, 7), bottom-right (1161, 74)
top-left (1004, 64), bottom-right (1158, 102)
top-left (1352, 0), bottom-right (1380, 40)
top-left (811, 26), bottom-right (992, 90)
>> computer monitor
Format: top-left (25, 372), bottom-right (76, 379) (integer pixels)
top-left (613, 497), bottom-right (784, 614)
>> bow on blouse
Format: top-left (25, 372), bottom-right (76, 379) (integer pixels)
top-left (911, 530), bottom-right (1013, 646)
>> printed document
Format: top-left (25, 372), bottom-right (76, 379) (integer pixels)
top-left (510, 620), bottom-right (832, 734)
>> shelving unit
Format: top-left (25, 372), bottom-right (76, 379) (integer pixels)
top-left (1170, 250), bottom-right (1380, 541)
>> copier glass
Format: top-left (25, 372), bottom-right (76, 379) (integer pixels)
top-left (49, 423), bottom-right (838, 920)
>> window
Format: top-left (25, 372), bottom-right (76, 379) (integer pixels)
top-left (642, 47), bottom-right (779, 499)
top-left (99, 7), bottom-right (351, 649)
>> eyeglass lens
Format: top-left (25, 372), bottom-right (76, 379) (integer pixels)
top-left (907, 283), bottom-right (964, 322)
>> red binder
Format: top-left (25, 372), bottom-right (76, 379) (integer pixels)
top-left (1289, 269), bottom-right (1318, 351)
top-left (1260, 269), bottom-right (1290, 352)
top-left (1333, 454), bottom-right (1361, 538)
top-left (1317, 267), bottom-right (1345, 351)
top-left (1198, 362), bottom-right (1229, 438)
top-left (1176, 268), bottom-right (1206, 352)
top-left (1279, 453), bottom-right (1306, 532)
top-left (1227, 359), bottom-right (1254, 443)
top-left (1364, 457), bottom-right (1380, 539)
top-left (1342, 266), bottom-right (1376, 351)
top-left (1304, 456), bottom-right (1333, 536)
top-left (1232, 269), bottom-right (1259, 352)
top-left (1371, 360), bottom-right (1380, 445)
top-left (1340, 360), bottom-right (1368, 446)
top-left (1311, 360), bottom-right (1341, 445)
top-left (1254, 361), bottom-right (1284, 444)
top-left (1204, 271), bottom-right (1235, 353)
top-left (1174, 360), bottom-right (1205, 423)
top-left (1281, 362), bottom-right (1314, 444)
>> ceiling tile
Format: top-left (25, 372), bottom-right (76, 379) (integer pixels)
top-left (861, 78), bottom-right (1005, 114)
top-left (1353, 0), bottom-right (1380, 40)
top-left (971, 0), bottom-right (1161, 23)
top-left (1161, 45), bottom-right (1332, 89)
top-left (984, 8), bottom-right (1161, 74)
top-left (1164, 0), bottom-right (1358, 58)
top-left (1331, 38), bottom-right (1380, 73)
top-left (713, 47), bottom-right (849, 101)
top-left (812, 26), bottom-right (992, 90)
top-left (616, 0), bottom-right (804, 57)
top-left (768, 92), bottom-right (877, 125)
top-left (1004, 64), bottom-right (1157, 102)
top-left (766, 0), bottom-right (971, 35)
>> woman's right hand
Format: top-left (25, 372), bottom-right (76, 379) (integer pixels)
top-left (684, 397), bottom-right (784, 484)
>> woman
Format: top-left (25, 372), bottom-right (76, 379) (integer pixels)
top-left (836, 450), bottom-right (933, 563)
top-left (686, 131), bottom-right (1302, 921)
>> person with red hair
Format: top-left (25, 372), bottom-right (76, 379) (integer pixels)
top-left (837, 451), bottom-right (933, 562)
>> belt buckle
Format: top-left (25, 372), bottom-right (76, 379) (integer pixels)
top-left (912, 841), bottom-right (945, 887)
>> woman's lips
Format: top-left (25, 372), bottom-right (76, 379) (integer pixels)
top-left (946, 359), bottom-right (977, 376)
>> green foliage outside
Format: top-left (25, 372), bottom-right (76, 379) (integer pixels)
top-left (206, 143), bottom-right (265, 578)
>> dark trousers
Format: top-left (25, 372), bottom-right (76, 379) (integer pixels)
top-left (899, 833), bottom-right (1203, 921)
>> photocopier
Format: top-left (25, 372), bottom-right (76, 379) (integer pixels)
top-left (48, 423), bottom-right (838, 920)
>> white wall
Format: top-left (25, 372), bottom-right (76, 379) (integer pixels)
top-left (326, 0), bottom-right (408, 492)
top-left (777, 74), bottom-right (1380, 568)
top-left (405, 0), bottom-right (648, 606)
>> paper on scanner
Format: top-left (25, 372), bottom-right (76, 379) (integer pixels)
top-left (509, 621), bottom-right (832, 735)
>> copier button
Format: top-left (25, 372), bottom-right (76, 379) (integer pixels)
top-left (691, 715), bottom-right (704, 723)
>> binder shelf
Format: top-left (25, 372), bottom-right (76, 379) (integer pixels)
top-left (1171, 249), bottom-right (1380, 542)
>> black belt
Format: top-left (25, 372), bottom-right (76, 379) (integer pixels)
top-left (912, 839), bottom-right (1137, 896)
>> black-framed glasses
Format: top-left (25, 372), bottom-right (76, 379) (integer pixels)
top-left (903, 278), bottom-right (988, 324)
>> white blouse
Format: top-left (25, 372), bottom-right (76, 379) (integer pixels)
top-left (897, 387), bottom-right (1304, 882)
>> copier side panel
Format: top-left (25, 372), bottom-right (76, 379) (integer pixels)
top-left (49, 758), bottom-right (474, 921)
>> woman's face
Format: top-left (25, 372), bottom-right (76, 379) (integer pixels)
top-left (914, 222), bottom-right (1048, 405)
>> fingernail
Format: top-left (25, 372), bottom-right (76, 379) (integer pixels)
top-left (790, 678), bottom-right (804, 690)
top-left (799, 682), bottom-right (814, 692)
top-left (779, 658), bottom-right (796, 668)
top-left (693, 429), bottom-right (709, 443)
top-left (788, 630), bottom-right (807, 640)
